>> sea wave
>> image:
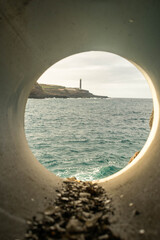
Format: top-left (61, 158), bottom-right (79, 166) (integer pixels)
top-left (25, 98), bottom-right (152, 180)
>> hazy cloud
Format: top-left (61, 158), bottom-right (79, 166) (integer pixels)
top-left (38, 51), bottom-right (152, 98)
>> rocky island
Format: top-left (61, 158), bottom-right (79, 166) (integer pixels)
top-left (29, 82), bottom-right (108, 99)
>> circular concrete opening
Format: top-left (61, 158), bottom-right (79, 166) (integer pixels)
top-left (1, 2), bottom-right (160, 239)
top-left (25, 51), bottom-right (153, 181)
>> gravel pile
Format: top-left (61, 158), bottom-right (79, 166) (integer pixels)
top-left (24, 178), bottom-right (121, 240)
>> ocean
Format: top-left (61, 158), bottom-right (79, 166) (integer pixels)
top-left (25, 98), bottom-right (153, 181)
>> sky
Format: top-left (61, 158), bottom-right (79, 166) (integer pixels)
top-left (38, 51), bottom-right (152, 98)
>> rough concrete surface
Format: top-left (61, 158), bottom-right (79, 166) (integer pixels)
top-left (0, 0), bottom-right (160, 239)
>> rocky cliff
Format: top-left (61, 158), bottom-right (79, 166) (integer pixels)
top-left (29, 83), bottom-right (108, 99)
top-left (29, 82), bottom-right (46, 98)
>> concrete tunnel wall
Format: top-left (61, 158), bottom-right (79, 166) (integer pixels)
top-left (0, 0), bottom-right (160, 239)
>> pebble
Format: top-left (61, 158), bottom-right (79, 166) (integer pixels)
top-left (61, 197), bottom-right (69, 201)
top-left (82, 211), bottom-right (91, 218)
top-left (79, 192), bottom-right (91, 198)
top-left (139, 229), bottom-right (145, 234)
top-left (129, 202), bottom-right (134, 207)
top-left (24, 178), bottom-right (121, 240)
top-left (66, 218), bottom-right (85, 232)
top-left (98, 234), bottom-right (109, 239)
top-left (105, 199), bottom-right (111, 204)
top-left (44, 206), bottom-right (56, 216)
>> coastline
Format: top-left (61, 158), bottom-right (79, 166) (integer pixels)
top-left (29, 83), bottom-right (108, 99)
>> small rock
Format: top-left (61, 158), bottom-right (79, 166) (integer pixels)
top-left (129, 202), bottom-right (134, 207)
top-left (44, 207), bottom-right (55, 216)
top-left (85, 212), bottom-right (103, 228)
top-left (139, 229), bottom-right (145, 234)
top-left (44, 216), bottom-right (55, 223)
top-left (98, 234), bottom-right (109, 239)
top-left (66, 218), bottom-right (84, 233)
top-left (74, 200), bottom-right (83, 207)
top-left (67, 234), bottom-right (85, 240)
top-left (26, 220), bottom-right (32, 225)
top-left (102, 214), bottom-right (108, 221)
top-left (82, 211), bottom-right (91, 218)
top-left (79, 197), bottom-right (89, 203)
top-left (61, 197), bottom-right (69, 201)
top-left (67, 177), bottom-right (77, 181)
top-left (105, 199), bottom-right (111, 204)
top-left (79, 192), bottom-right (91, 198)
top-left (57, 193), bottom-right (62, 197)
top-left (55, 224), bottom-right (66, 232)
top-left (49, 226), bottom-right (56, 231)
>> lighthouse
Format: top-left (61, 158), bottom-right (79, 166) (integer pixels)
top-left (79, 79), bottom-right (82, 89)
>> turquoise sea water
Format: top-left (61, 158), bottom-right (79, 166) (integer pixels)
top-left (25, 98), bottom-right (153, 181)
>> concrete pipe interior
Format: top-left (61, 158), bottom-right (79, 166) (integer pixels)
top-left (0, 1), bottom-right (160, 239)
